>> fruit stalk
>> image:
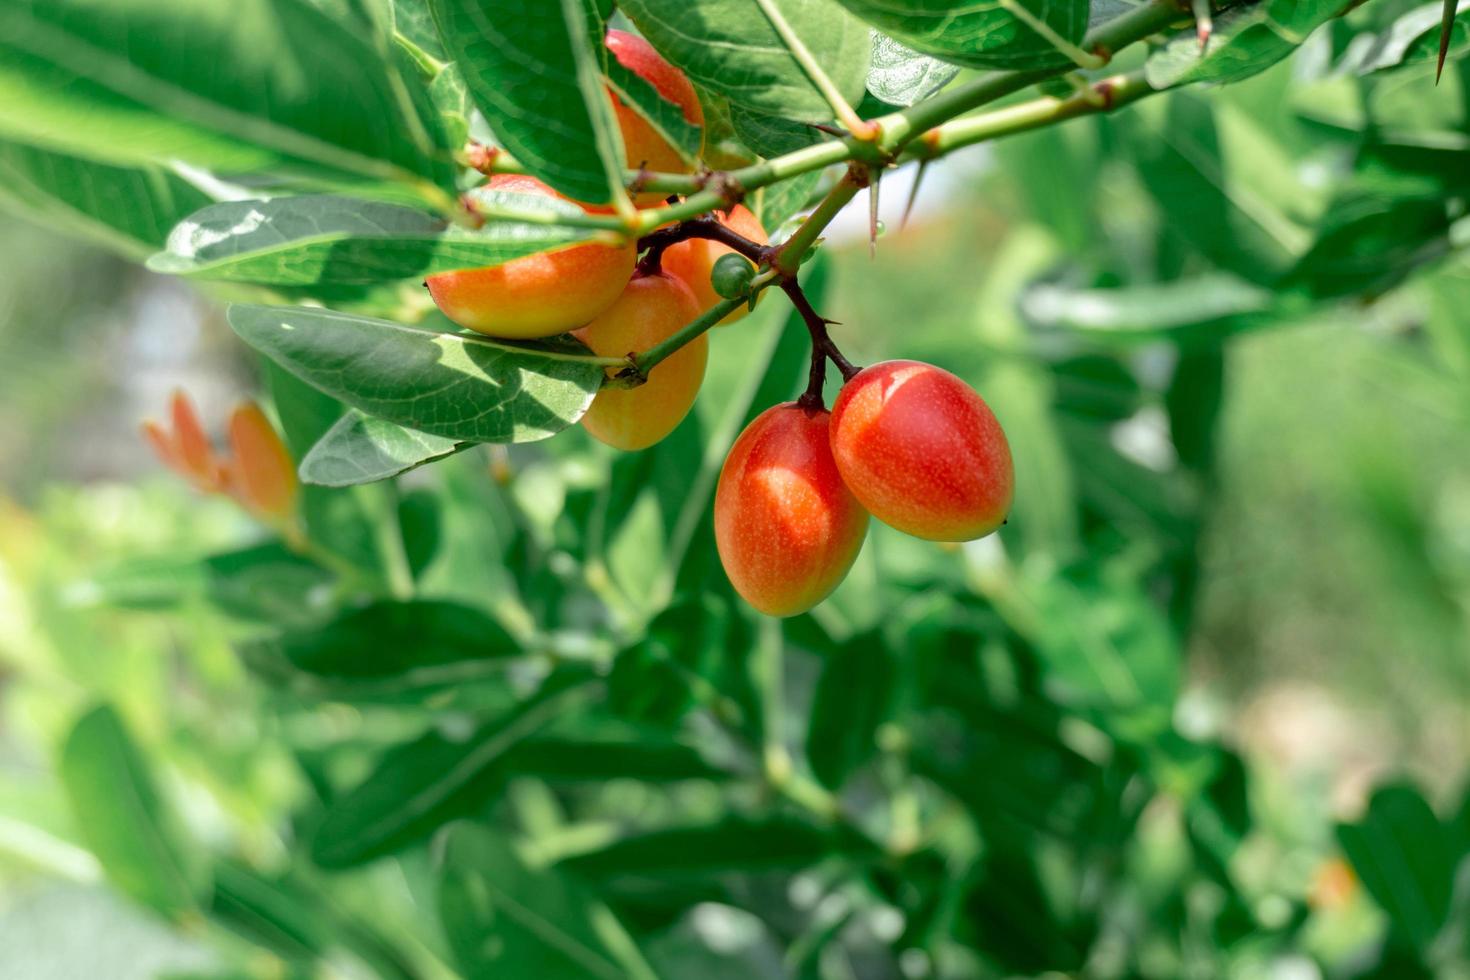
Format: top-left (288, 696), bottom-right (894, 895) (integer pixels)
top-left (781, 279), bottom-right (858, 409)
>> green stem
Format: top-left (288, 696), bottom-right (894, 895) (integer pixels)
top-left (752, 0), bottom-right (872, 137)
top-left (916, 70), bottom-right (1157, 156)
top-left (360, 481), bottom-right (415, 600)
top-left (624, 272), bottom-right (779, 379)
top-left (484, 0), bottom-right (1181, 228)
top-left (769, 165), bottom-right (867, 276)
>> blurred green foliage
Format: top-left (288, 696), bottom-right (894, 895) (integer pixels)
top-left (1, 0), bottom-right (1469, 978)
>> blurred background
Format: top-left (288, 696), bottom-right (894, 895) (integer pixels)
top-left (1, 4), bottom-right (1469, 978)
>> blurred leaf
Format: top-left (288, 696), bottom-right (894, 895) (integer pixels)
top-left (993, 563), bottom-right (1179, 732)
top-left (300, 411), bottom-right (462, 487)
top-left (428, 0), bottom-right (622, 203)
top-left (560, 816), bottom-right (865, 880)
top-left (1123, 94), bottom-right (1315, 284)
top-left (501, 734), bottom-right (727, 782)
top-left (209, 860), bottom-right (330, 963)
top-left (913, 704), bottom-right (1126, 845)
top-left (1166, 348), bottom-right (1225, 476)
top-left (1337, 783), bottom-right (1455, 954)
top-left (0, 141), bottom-right (213, 259)
top-left (1344, 0), bottom-right (1470, 74)
top-left (203, 541), bottom-right (340, 629)
top-left (835, 0), bottom-right (1089, 70)
top-left (1021, 273), bottom-right (1275, 340)
top-left (865, 31), bottom-right (960, 106)
top-left (1283, 193), bottom-right (1455, 300)
top-left (148, 193), bottom-right (599, 286)
top-left (643, 905), bottom-right (787, 980)
top-left (618, 0), bottom-right (871, 119)
top-left (608, 595), bottom-right (759, 728)
top-left (0, 0), bottom-right (453, 202)
top-left (439, 824), bottom-right (656, 980)
top-left (228, 304), bottom-right (603, 444)
top-left (241, 599), bottom-right (523, 700)
top-left (1145, 0), bottom-right (1345, 88)
top-left (59, 706), bottom-right (208, 919)
top-left (311, 680), bottom-right (597, 867)
top-left (805, 630), bottom-right (894, 789)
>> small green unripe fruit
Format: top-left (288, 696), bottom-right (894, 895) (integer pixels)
top-left (710, 253), bottom-right (756, 299)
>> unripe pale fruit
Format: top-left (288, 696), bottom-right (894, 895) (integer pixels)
top-left (715, 403), bottom-right (869, 617)
top-left (830, 360), bottom-right (1013, 542)
top-left (710, 252), bottom-right (756, 300)
top-left (606, 30), bottom-right (701, 206)
top-left (662, 205), bottom-right (768, 325)
top-left (425, 175), bottom-right (635, 339)
top-left (574, 272), bottom-right (707, 451)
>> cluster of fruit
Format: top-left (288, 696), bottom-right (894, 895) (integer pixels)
top-left (425, 30), bottom-right (767, 453)
top-left (419, 30), bottom-right (1015, 618)
top-left (716, 363), bottom-right (1013, 616)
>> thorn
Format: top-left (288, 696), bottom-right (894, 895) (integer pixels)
top-left (1190, 0), bottom-right (1213, 53)
top-left (868, 170), bottom-right (880, 260)
top-left (809, 122), bottom-right (847, 137)
top-left (901, 160), bottom-right (929, 232)
top-left (821, 318), bottom-right (843, 326)
top-left (1436, 0), bottom-right (1455, 83)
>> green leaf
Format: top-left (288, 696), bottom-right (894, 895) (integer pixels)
top-left (805, 630), bottom-right (895, 788)
top-left (729, 105), bottom-right (827, 158)
top-left (756, 170), bottom-right (824, 234)
top-left (0, 0), bottom-right (454, 203)
top-left (311, 680), bottom-right (596, 866)
top-left (1337, 783), bottom-right (1456, 954)
top-left (227, 304), bottom-right (604, 444)
top-left (300, 411), bottom-right (462, 487)
top-left (392, 0), bottom-right (448, 62)
top-left (605, 58), bottom-right (703, 164)
top-left (0, 141), bottom-right (214, 259)
top-left (148, 193), bottom-right (598, 286)
top-left (241, 599), bottom-right (522, 700)
top-left (865, 31), bottom-right (961, 106)
top-left (1145, 0), bottom-right (1346, 88)
top-left (59, 706), bottom-right (208, 919)
top-left (560, 816), bottom-right (862, 880)
top-left (834, 0), bottom-right (1089, 71)
top-left (428, 0), bottom-right (622, 203)
top-left (618, 0), bottom-right (871, 120)
top-left (439, 824), bottom-right (655, 980)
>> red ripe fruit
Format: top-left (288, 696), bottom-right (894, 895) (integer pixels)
top-left (829, 360), bottom-right (1013, 542)
top-left (715, 403), bottom-right (869, 617)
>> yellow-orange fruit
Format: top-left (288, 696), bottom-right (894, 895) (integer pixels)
top-left (829, 360), bottom-right (1013, 542)
top-left (574, 272), bottom-right (707, 451)
top-left (425, 175), bottom-right (635, 339)
top-left (606, 29), bottom-right (702, 206)
top-left (662, 205), bottom-right (768, 325)
top-left (714, 403), bottom-right (869, 616)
